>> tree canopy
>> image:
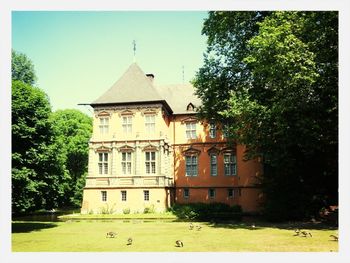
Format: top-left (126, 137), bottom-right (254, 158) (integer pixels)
top-left (12, 80), bottom-right (65, 212)
top-left (12, 49), bottom-right (37, 85)
top-left (193, 11), bottom-right (338, 220)
top-left (50, 109), bottom-right (92, 206)
top-left (12, 50), bottom-right (92, 213)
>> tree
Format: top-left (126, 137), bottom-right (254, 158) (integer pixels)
top-left (193, 11), bottom-right (338, 220)
top-left (50, 109), bottom-right (92, 207)
top-left (12, 49), bottom-right (37, 85)
top-left (12, 80), bottom-right (66, 213)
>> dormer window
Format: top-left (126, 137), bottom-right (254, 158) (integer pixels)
top-left (186, 103), bottom-right (195, 111)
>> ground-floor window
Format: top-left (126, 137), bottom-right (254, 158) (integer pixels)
top-left (183, 188), bottom-right (189, 199)
top-left (209, 188), bottom-right (216, 199)
top-left (144, 190), bottom-right (150, 201)
top-left (101, 191), bottom-right (107, 202)
top-left (121, 190), bottom-right (127, 201)
top-left (228, 188), bottom-right (234, 198)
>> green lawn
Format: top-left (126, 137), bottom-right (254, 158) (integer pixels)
top-left (12, 220), bottom-right (338, 252)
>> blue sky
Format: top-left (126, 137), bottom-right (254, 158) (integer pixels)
top-left (12, 11), bottom-right (208, 115)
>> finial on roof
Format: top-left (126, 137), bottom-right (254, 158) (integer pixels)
top-left (133, 40), bottom-right (136, 62)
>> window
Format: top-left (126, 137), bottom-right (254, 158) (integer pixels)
top-left (101, 191), bottom-right (107, 202)
top-left (98, 153), bottom-right (109, 175)
top-left (224, 153), bottom-right (237, 176)
top-left (209, 122), bottom-right (216, 138)
top-left (183, 188), bottom-right (189, 199)
top-left (210, 154), bottom-right (217, 176)
top-left (209, 188), bottom-right (216, 199)
top-left (99, 117), bottom-right (109, 134)
top-left (228, 189), bottom-right (234, 199)
top-left (186, 156), bottom-right (198, 176)
top-left (145, 115), bottom-right (155, 134)
top-left (144, 190), bottom-right (149, 201)
top-left (122, 152), bottom-right (132, 174)
top-left (222, 124), bottom-right (229, 138)
top-left (122, 116), bottom-right (132, 134)
top-left (145, 152), bottom-right (156, 174)
top-left (121, 191), bottom-right (127, 201)
top-left (186, 122), bottom-right (196, 139)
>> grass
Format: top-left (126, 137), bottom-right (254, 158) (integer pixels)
top-left (12, 220), bottom-right (338, 252)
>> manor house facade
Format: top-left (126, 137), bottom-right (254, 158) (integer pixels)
top-left (81, 63), bottom-right (263, 214)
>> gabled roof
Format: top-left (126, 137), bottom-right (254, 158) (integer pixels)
top-left (91, 63), bottom-right (202, 115)
top-left (91, 63), bottom-right (165, 106)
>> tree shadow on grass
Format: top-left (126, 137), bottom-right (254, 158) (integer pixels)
top-left (205, 220), bottom-right (338, 231)
top-left (12, 222), bottom-right (58, 233)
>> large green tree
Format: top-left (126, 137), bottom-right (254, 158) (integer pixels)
top-left (12, 80), bottom-right (66, 213)
top-left (194, 11), bottom-right (338, 220)
top-left (50, 109), bottom-right (92, 207)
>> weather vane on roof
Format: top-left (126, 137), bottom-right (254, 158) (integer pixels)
top-left (133, 40), bottom-right (136, 62)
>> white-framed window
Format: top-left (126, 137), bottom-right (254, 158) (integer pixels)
top-left (183, 188), bottom-right (189, 199)
top-left (209, 188), bottom-right (216, 199)
top-left (209, 122), bottom-right (216, 138)
top-left (98, 152), bottom-right (109, 175)
top-left (186, 155), bottom-right (198, 176)
top-left (224, 153), bottom-right (237, 176)
top-left (145, 115), bottom-right (155, 134)
top-left (210, 154), bottom-right (217, 176)
top-left (121, 152), bottom-right (132, 174)
top-left (122, 116), bottom-right (132, 134)
top-left (121, 190), bottom-right (127, 201)
top-left (101, 191), bottom-right (107, 202)
top-left (186, 122), bottom-right (197, 139)
top-left (228, 188), bottom-right (234, 199)
top-left (99, 117), bottom-right (109, 134)
top-left (144, 190), bottom-right (150, 201)
top-left (145, 151), bottom-right (156, 174)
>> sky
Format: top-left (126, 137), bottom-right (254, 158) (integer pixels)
top-left (12, 11), bottom-right (209, 116)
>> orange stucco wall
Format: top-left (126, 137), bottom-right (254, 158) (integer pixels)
top-left (171, 115), bottom-right (263, 212)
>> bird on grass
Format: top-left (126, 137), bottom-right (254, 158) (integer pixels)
top-left (106, 231), bottom-right (117, 238)
top-left (294, 229), bottom-right (301, 236)
top-left (196, 225), bottom-right (202, 231)
top-left (251, 223), bottom-right (256, 230)
top-left (329, 235), bottom-right (338, 241)
top-left (127, 237), bottom-right (133, 245)
top-left (175, 240), bottom-right (184, 247)
top-left (301, 231), bottom-right (312, 237)
top-left (189, 223), bottom-right (194, 230)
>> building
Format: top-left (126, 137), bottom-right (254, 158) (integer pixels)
top-left (81, 63), bottom-right (263, 214)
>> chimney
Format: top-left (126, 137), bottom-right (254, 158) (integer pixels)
top-left (146, 73), bottom-right (154, 83)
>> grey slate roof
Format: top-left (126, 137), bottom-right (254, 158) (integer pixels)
top-left (155, 84), bottom-right (201, 114)
top-left (92, 63), bottom-right (164, 105)
top-left (91, 63), bottom-right (202, 114)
